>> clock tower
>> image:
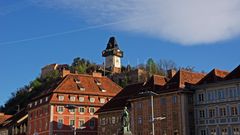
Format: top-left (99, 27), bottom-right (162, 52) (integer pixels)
top-left (102, 37), bottom-right (123, 73)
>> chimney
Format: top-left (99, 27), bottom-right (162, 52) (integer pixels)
top-left (0, 113), bottom-right (4, 116)
top-left (61, 69), bottom-right (70, 77)
top-left (92, 72), bottom-right (102, 78)
top-left (167, 69), bottom-right (176, 79)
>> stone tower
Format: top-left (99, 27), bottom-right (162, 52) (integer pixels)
top-left (102, 37), bottom-right (123, 73)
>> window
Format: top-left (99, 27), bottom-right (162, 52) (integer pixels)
top-left (77, 84), bottom-right (85, 91)
top-left (35, 101), bottom-right (38, 106)
top-left (45, 118), bottom-right (48, 130)
top-left (99, 85), bottom-right (106, 92)
top-left (89, 119), bottom-right (95, 127)
top-left (70, 119), bottom-right (75, 127)
top-left (200, 130), bottom-right (206, 135)
top-left (57, 106), bottom-right (64, 113)
top-left (58, 118), bottom-right (63, 129)
top-left (210, 129), bottom-right (216, 135)
top-left (70, 96), bottom-right (76, 101)
top-left (79, 119), bottom-right (85, 128)
top-left (160, 98), bottom-right (166, 105)
top-left (137, 102), bottom-right (142, 109)
top-left (79, 107), bottom-right (85, 114)
top-left (173, 96), bottom-right (177, 104)
top-left (100, 98), bottom-right (105, 103)
top-left (69, 108), bottom-right (75, 113)
top-left (89, 107), bottom-right (95, 114)
top-left (45, 96), bottom-right (49, 102)
top-left (79, 97), bottom-right (84, 102)
top-left (40, 99), bottom-right (42, 104)
top-left (209, 108), bottom-right (215, 118)
top-left (208, 91), bottom-right (215, 101)
top-left (199, 110), bottom-right (205, 118)
top-left (138, 117), bottom-right (142, 124)
top-left (94, 79), bottom-right (101, 85)
top-left (233, 127), bottom-right (240, 135)
top-left (229, 88), bottom-right (234, 98)
top-left (221, 128), bottom-right (227, 135)
top-left (74, 78), bottom-right (80, 83)
top-left (112, 117), bottom-right (116, 124)
top-left (58, 95), bottom-right (64, 101)
top-left (101, 118), bottom-right (106, 125)
top-left (231, 106), bottom-right (238, 116)
top-left (229, 87), bottom-right (237, 98)
top-left (90, 97), bottom-right (95, 103)
top-left (218, 89), bottom-right (225, 99)
top-left (219, 107), bottom-right (226, 116)
top-left (45, 106), bottom-right (49, 114)
top-left (29, 103), bottom-right (32, 108)
top-left (198, 93), bottom-right (204, 102)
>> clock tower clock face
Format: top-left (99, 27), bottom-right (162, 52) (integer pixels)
top-left (114, 56), bottom-right (121, 68)
top-left (105, 56), bottom-right (121, 68)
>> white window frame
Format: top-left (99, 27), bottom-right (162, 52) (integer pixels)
top-left (69, 119), bottom-right (75, 127)
top-left (79, 119), bottom-right (85, 128)
top-left (58, 95), bottom-right (64, 101)
top-left (79, 107), bottom-right (85, 114)
top-left (79, 97), bottom-right (84, 102)
top-left (100, 98), bottom-right (105, 104)
top-left (89, 107), bottom-right (95, 114)
top-left (57, 106), bottom-right (64, 114)
top-left (90, 97), bottom-right (95, 103)
top-left (70, 96), bottom-right (76, 102)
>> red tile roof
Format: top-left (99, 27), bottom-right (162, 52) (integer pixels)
top-left (32, 73), bottom-right (122, 106)
top-left (97, 70), bottom-right (206, 113)
top-left (164, 70), bottom-right (205, 90)
top-left (96, 83), bottom-right (144, 113)
top-left (198, 69), bottom-right (229, 84)
top-left (0, 113), bottom-right (12, 124)
top-left (53, 74), bottom-right (122, 96)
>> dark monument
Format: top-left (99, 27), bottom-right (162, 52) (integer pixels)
top-left (119, 106), bottom-right (132, 135)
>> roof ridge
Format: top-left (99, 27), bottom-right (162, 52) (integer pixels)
top-left (179, 69), bottom-right (206, 75)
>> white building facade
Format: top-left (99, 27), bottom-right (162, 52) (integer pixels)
top-left (194, 79), bottom-right (240, 135)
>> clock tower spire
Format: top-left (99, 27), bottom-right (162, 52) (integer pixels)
top-left (102, 37), bottom-right (123, 73)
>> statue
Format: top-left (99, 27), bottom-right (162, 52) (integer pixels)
top-left (119, 106), bottom-right (132, 135)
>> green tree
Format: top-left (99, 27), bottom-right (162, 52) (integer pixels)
top-left (71, 57), bottom-right (91, 74)
top-left (146, 58), bottom-right (158, 76)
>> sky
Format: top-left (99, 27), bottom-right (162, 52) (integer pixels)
top-left (1, 0), bottom-right (240, 106)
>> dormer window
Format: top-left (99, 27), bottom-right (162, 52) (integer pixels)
top-left (45, 96), bottom-right (49, 102)
top-left (89, 97), bottom-right (95, 103)
top-left (100, 98), bottom-right (105, 104)
top-left (35, 101), bottom-right (38, 106)
top-left (74, 78), bottom-right (81, 84)
top-left (99, 85), bottom-right (106, 92)
top-left (58, 95), bottom-right (64, 101)
top-left (70, 96), bottom-right (76, 101)
top-left (77, 84), bottom-right (85, 91)
top-left (79, 97), bottom-right (84, 102)
top-left (94, 79), bottom-right (101, 85)
top-left (40, 99), bottom-right (42, 104)
top-left (29, 103), bottom-right (32, 108)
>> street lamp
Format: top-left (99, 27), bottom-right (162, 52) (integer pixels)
top-left (139, 91), bottom-right (166, 135)
top-left (65, 105), bottom-right (77, 135)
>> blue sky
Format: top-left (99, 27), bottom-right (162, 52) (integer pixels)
top-left (1, 0), bottom-right (240, 106)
